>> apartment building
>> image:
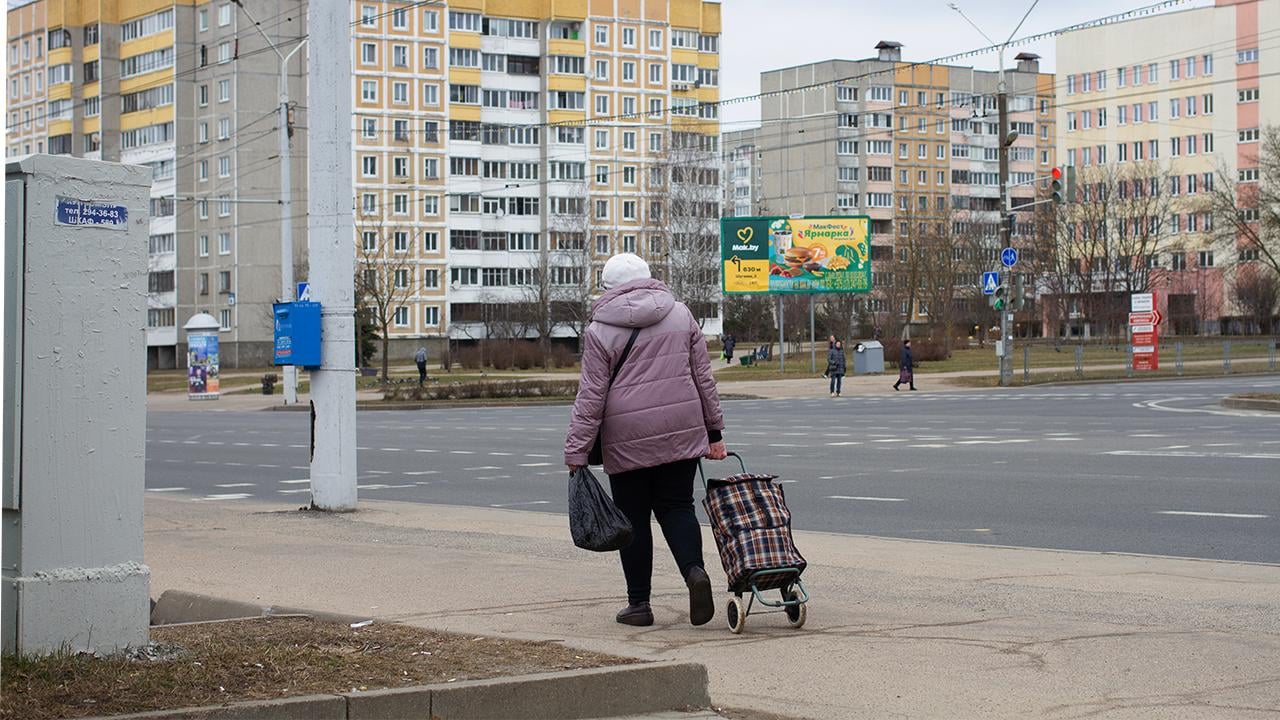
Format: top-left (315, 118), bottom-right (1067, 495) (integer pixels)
top-left (351, 0), bottom-right (724, 356)
top-left (8, 0), bottom-right (722, 369)
top-left (1055, 0), bottom-right (1279, 334)
top-left (5, 0), bottom-right (305, 368)
top-left (725, 42), bottom-right (1055, 322)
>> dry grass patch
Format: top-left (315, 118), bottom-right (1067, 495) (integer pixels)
top-left (0, 616), bottom-right (630, 720)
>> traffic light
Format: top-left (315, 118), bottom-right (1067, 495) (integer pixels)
top-left (1051, 166), bottom-right (1077, 204)
top-left (1012, 273), bottom-right (1026, 311)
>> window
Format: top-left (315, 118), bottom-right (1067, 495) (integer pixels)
top-left (553, 55), bottom-right (584, 75)
top-left (218, 232), bottom-right (231, 255)
top-left (392, 81), bottom-right (408, 104)
top-left (450, 84), bottom-right (479, 104)
top-left (122, 8), bottom-right (175, 41)
top-left (1240, 127), bottom-right (1260, 143)
top-left (1238, 88), bottom-right (1259, 103)
top-left (392, 8), bottom-right (407, 29)
top-left (198, 9), bottom-right (208, 31)
top-left (393, 307), bottom-right (409, 327)
top-left (1237, 48), bottom-right (1259, 64)
top-left (1203, 53), bottom-right (1213, 75)
top-left (217, 196), bottom-right (231, 217)
top-left (361, 43), bottom-right (377, 65)
top-left (1170, 59), bottom-right (1180, 80)
top-left (595, 24), bottom-right (609, 45)
top-left (424, 9), bottom-right (439, 31)
top-left (218, 156), bottom-right (230, 177)
top-left (482, 18), bottom-right (537, 38)
top-left (422, 83), bottom-right (438, 105)
top-left (621, 27), bottom-right (636, 47)
top-left (649, 29), bottom-right (662, 49)
top-left (361, 81), bottom-right (377, 102)
top-left (392, 194), bottom-right (409, 215)
top-left (218, 117), bottom-right (231, 139)
top-left (449, 47), bottom-right (478, 68)
top-left (217, 79), bottom-right (230, 102)
top-left (217, 42), bottom-right (233, 64)
top-left (1198, 250), bottom-right (1214, 268)
top-left (449, 11), bottom-right (480, 31)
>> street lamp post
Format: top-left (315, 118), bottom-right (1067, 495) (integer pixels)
top-left (232, 1), bottom-right (306, 404)
top-left (950, 1), bottom-right (1040, 386)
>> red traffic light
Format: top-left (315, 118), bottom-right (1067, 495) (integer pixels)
top-left (1051, 167), bottom-right (1063, 180)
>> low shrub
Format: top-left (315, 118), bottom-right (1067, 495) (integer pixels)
top-left (550, 344), bottom-right (578, 368)
top-left (882, 339), bottom-right (949, 366)
top-left (382, 379), bottom-right (580, 402)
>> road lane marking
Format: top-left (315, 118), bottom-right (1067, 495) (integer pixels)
top-left (825, 441), bottom-right (861, 446)
top-left (379, 447), bottom-right (403, 452)
top-left (489, 501), bottom-right (551, 508)
top-left (215, 483), bottom-right (255, 488)
top-left (519, 462), bottom-right (553, 467)
top-left (279, 479), bottom-right (310, 484)
top-left (203, 493), bottom-right (251, 500)
top-left (488, 452), bottom-right (513, 456)
top-left (464, 466), bottom-right (502, 471)
top-left (871, 439), bottom-right (909, 443)
top-left (1156, 510), bottom-right (1269, 519)
top-left (414, 449), bottom-right (437, 453)
top-left (358, 484), bottom-right (415, 490)
top-left (403, 471), bottom-right (437, 476)
top-left (146, 487), bottom-right (187, 493)
top-left (1044, 437), bottom-right (1081, 441)
top-left (908, 444), bottom-right (949, 448)
top-left (1107, 450), bottom-right (1280, 460)
top-left (827, 495), bottom-right (906, 502)
top-left (449, 450), bottom-right (474, 455)
top-left (278, 489), bottom-right (311, 494)
top-left (525, 453), bottom-right (551, 458)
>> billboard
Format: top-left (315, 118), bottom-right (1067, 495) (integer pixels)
top-left (721, 216), bottom-right (872, 294)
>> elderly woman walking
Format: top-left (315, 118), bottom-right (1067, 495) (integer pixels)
top-left (564, 253), bottom-right (728, 628)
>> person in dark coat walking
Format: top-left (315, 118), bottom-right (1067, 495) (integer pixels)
top-left (827, 340), bottom-right (846, 397)
top-left (415, 346), bottom-right (428, 385)
top-left (722, 334), bottom-right (736, 364)
top-left (893, 339), bottom-right (917, 391)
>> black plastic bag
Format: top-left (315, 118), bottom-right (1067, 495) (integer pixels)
top-left (568, 467), bottom-right (633, 552)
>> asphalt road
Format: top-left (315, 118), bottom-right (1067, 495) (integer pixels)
top-left (146, 376), bottom-right (1280, 563)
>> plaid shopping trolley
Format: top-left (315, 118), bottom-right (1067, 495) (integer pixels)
top-left (701, 453), bottom-right (809, 634)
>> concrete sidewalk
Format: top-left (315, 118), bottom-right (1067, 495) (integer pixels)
top-left (145, 496), bottom-right (1280, 719)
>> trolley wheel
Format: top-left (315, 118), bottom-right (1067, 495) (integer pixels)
top-left (783, 588), bottom-right (807, 629)
top-left (726, 597), bottom-right (746, 634)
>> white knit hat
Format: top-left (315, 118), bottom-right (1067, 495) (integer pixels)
top-left (601, 253), bottom-right (650, 289)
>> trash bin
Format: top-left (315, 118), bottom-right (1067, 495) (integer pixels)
top-left (852, 341), bottom-right (884, 374)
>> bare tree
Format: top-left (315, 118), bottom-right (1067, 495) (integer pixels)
top-left (657, 135), bottom-right (722, 327)
top-left (1207, 126), bottom-right (1280, 281)
top-left (1230, 265), bottom-right (1279, 334)
top-left (355, 218), bottom-right (421, 380)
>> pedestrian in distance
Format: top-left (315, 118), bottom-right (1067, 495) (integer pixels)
top-left (823, 335), bottom-right (837, 378)
top-left (564, 253), bottom-right (728, 629)
top-left (415, 346), bottom-right (428, 385)
top-left (827, 340), bottom-right (846, 397)
top-left (722, 333), bottom-right (736, 365)
top-left (893, 338), bottom-right (917, 391)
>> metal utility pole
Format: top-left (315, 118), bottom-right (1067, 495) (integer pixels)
top-left (307, 0), bottom-right (356, 511)
top-left (233, 0), bottom-right (306, 404)
top-left (950, 0), bottom-right (1040, 387)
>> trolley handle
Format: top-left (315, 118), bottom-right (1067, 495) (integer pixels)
top-left (697, 451), bottom-right (748, 491)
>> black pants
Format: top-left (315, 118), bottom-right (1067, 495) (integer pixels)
top-left (829, 373), bottom-right (843, 394)
top-left (609, 458), bottom-right (704, 605)
top-left (416, 360), bottom-right (427, 384)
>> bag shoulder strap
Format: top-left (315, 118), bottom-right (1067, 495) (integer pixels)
top-left (608, 327), bottom-right (642, 387)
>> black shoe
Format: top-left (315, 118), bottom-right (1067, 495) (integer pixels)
top-left (685, 566), bottom-right (715, 626)
top-left (616, 602), bottom-right (654, 627)
top-left (910, 387), bottom-right (918, 391)
top-left (893, 384), bottom-right (900, 391)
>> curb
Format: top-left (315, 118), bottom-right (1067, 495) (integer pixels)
top-left (84, 663), bottom-right (708, 720)
top-left (141, 591), bottom-right (711, 720)
top-left (1221, 395), bottom-right (1280, 412)
top-left (150, 589), bottom-right (371, 626)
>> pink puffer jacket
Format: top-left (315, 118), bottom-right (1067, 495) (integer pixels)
top-left (564, 279), bottom-right (724, 475)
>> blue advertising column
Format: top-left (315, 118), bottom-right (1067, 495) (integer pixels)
top-left (183, 313), bottom-right (221, 400)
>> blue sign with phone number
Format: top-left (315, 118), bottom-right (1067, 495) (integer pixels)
top-left (55, 197), bottom-right (128, 228)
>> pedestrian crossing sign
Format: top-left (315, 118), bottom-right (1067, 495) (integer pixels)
top-left (981, 271), bottom-right (1000, 295)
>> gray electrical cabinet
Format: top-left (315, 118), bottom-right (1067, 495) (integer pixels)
top-left (852, 341), bottom-right (885, 374)
top-left (3, 155), bottom-right (152, 655)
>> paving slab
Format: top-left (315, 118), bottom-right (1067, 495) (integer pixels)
top-left (144, 495), bottom-right (1280, 719)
